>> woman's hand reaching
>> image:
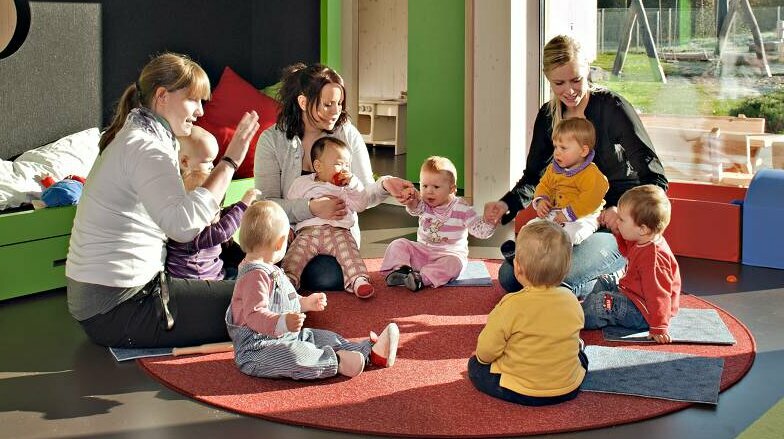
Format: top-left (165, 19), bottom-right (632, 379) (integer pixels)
top-left (599, 206), bottom-right (620, 233)
top-left (382, 177), bottom-right (415, 203)
top-left (223, 111), bottom-right (260, 166)
top-left (483, 201), bottom-right (508, 225)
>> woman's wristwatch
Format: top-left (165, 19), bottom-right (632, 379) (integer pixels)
top-left (221, 156), bottom-right (240, 171)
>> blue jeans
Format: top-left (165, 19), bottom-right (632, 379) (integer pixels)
top-left (467, 354), bottom-right (587, 406)
top-left (498, 231), bottom-right (625, 298)
top-left (581, 275), bottom-right (649, 330)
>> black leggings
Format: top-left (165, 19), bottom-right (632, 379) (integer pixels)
top-left (79, 275), bottom-right (234, 348)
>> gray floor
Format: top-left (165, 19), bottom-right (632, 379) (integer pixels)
top-left (2, 152), bottom-right (784, 438)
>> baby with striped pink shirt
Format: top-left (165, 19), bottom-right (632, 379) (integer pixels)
top-left (381, 156), bottom-right (497, 291)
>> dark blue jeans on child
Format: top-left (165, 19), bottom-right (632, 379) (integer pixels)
top-left (467, 350), bottom-right (589, 406)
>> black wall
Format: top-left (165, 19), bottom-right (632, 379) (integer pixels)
top-left (101, 0), bottom-right (320, 123)
top-left (0, 0), bottom-right (320, 159)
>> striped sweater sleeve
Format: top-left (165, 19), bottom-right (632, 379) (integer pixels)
top-left (192, 202), bottom-right (247, 251)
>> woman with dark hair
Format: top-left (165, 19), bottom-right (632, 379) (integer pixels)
top-left (67, 53), bottom-right (260, 348)
top-left (255, 63), bottom-right (413, 290)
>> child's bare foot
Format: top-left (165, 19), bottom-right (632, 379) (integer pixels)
top-left (352, 276), bottom-right (374, 299)
top-left (337, 350), bottom-right (365, 377)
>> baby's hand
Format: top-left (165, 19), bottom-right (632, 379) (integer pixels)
top-left (402, 188), bottom-right (420, 208)
top-left (241, 188), bottom-right (262, 205)
top-left (535, 199), bottom-right (552, 218)
top-left (650, 331), bottom-right (672, 344)
top-left (285, 312), bottom-right (306, 332)
top-left (302, 292), bottom-right (327, 312)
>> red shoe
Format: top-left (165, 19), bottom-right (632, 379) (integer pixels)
top-left (370, 323), bottom-right (399, 367)
top-left (353, 277), bottom-right (375, 299)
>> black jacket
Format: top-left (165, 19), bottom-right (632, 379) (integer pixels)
top-left (499, 88), bottom-right (668, 224)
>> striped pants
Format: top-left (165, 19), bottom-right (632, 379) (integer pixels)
top-left (228, 311), bottom-right (372, 380)
top-left (283, 225), bottom-right (369, 292)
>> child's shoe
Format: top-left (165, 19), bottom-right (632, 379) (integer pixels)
top-left (385, 265), bottom-right (413, 286)
top-left (500, 239), bottom-right (516, 265)
top-left (337, 350), bottom-right (365, 377)
top-left (370, 323), bottom-right (400, 367)
top-left (353, 277), bottom-right (375, 299)
top-left (404, 270), bottom-right (424, 292)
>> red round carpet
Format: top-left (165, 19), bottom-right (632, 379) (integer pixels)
top-left (139, 259), bottom-right (756, 437)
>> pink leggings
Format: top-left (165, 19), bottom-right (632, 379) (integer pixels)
top-left (283, 225), bottom-right (368, 292)
top-left (380, 239), bottom-right (464, 288)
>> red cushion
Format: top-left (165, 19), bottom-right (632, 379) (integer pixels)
top-left (196, 66), bottom-right (279, 178)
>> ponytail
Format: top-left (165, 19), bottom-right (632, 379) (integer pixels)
top-left (99, 52), bottom-right (210, 152)
top-left (99, 83), bottom-right (141, 151)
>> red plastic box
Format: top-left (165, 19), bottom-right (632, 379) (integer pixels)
top-left (514, 181), bottom-right (746, 262)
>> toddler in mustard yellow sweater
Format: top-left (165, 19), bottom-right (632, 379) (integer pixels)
top-left (529, 118), bottom-right (608, 245)
top-left (468, 221), bottom-right (587, 406)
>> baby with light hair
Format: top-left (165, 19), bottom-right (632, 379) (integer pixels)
top-left (165, 126), bottom-right (256, 280)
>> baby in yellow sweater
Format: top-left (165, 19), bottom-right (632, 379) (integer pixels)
top-left (530, 118), bottom-right (609, 245)
top-left (469, 221), bottom-right (587, 406)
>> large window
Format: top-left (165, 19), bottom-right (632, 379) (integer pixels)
top-left (550, 0), bottom-right (784, 185)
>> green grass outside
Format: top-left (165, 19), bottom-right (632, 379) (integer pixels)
top-left (592, 52), bottom-right (746, 116)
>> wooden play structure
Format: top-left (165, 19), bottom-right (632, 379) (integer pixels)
top-left (613, 0), bottom-right (773, 81)
top-left (612, 0), bottom-right (666, 83)
top-left (639, 113), bottom-right (782, 186)
top-left (716, 0), bottom-right (772, 77)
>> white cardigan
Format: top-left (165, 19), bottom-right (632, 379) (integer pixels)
top-left (67, 108), bottom-right (219, 287)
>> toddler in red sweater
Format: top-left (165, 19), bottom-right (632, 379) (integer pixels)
top-left (581, 185), bottom-right (681, 343)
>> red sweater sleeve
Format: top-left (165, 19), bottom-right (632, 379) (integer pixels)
top-left (614, 233), bottom-right (631, 257)
top-left (623, 242), bottom-right (681, 336)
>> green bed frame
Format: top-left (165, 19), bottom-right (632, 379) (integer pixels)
top-left (0, 178), bottom-right (256, 301)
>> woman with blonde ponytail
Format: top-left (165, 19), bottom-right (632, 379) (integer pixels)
top-left (66, 53), bottom-right (260, 348)
top-left (484, 35), bottom-right (668, 297)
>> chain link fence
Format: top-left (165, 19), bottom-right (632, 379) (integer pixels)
top-left (597, 6), bottom-right (784, 54)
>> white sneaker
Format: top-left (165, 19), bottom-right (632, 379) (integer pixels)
top-left (370, 323), bottom-right (400, 367)
top-left (336, 350), bottom-right (365, 377)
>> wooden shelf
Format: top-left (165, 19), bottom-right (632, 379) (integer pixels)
top-left (357, 97), bottom-right (407, 155)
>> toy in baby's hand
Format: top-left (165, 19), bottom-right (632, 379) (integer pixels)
top-left (331, 169), bottom-right (352, 187)
top-left (34, 175), bottom-right (86, 209)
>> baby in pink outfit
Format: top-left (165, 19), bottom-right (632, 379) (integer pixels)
top-left (282, 137), bottom-right (374, 298)
top-left (381, 156), bottom-right (497, 291)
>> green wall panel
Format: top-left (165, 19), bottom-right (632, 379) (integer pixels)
top-left (320, 0), bottom-right (342, 72)
top-left (407, 0), bottom-right (465, 188)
